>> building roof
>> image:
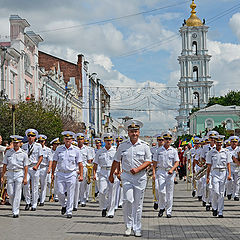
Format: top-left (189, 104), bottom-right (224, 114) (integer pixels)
top-left (198, 104), bottom-right (240, 112)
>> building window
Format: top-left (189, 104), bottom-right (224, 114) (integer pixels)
top-left (192, 41), bottom-right (197, 55)
top-left (225, 118), bottom-right (233, 130)
top-left (205, 118), bottom-right (214, 130)
top-left (193, 66), bottom-right (198, 81)
top-left (24, 54), bottom-right (31, 74)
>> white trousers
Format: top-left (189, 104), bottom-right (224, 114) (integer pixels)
top-left (226, 170), bottom-right (240, 197)
top-left (203, 174), bottom-right (212, 205)
top-left (56, 172), bottom-right (77, 215)
top-left (79, 167), bottom-right (88, 204)
top-left (121, 171), bottom-right (147, 232)
top-left (98, 170), bottom-right (117, 216)
top-left (156, 170), bottom-right (175, 215)
top-left (115, 178), bottom-right (123, 209)
top-left (154, 178), bottom-right (159, 203)
top-left (197, 177), bottom-right (204, 197)
top-left (212, 170), bottom-right (227, 215)
top-left (23, 168), bottom-right (40, 208)
top-left (39, 167), bottom-right (48, 203)
top-left (7, 171), bottom-right (24, 215)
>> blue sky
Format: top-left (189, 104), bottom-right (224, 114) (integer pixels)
top-left (0, 0), bottom-right (240, 135)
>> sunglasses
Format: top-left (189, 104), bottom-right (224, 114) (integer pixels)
top-left (164, 138), bottom-right (172, 141)
top-left (28, 135), bottom-right (36, 137)
top-left (157, 139), bottom-right (164, 141)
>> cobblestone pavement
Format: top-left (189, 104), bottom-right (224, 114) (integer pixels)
top-left (0, 180), bottom-right (240, 240)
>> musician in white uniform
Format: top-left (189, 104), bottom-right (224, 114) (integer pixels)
top-left (226, 136), bottom-right (240, 201)
top-left (38, 135), bottom-right (53, 206)
top-left (93, 133), bottom-right (117, 218)
top-left (151, 134), bottom-right (164, 210)
top-left (22, 129), bottom-right (43, 211)
top-left (206, 135), bottom-right (231, 217)
top-left (109, 120), bottom-right (151, 237)
top-left (52, 131), bottom-right (83, 218)
top-left (153, 131), bottom-right (179, 218)
top-left (1, 135), bottom-right (28, 217)
top-left (73, 133), bottom-right (94, 209)
top-left (50, 138), bottom-right (61, 202)
top-left (199, 131), bottom-right (218, 211)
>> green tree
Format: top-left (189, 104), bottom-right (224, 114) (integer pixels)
top-left (207, 90), bottom-right (240, 107)
top-left (0, 101), bottom-right (63, 144)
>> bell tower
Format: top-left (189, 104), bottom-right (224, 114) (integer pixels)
top-left (176, 0), bottom-right (213, 135)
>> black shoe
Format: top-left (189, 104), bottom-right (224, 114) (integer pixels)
top-left (81, 203), bottom-right (86, 207)
top-left (153, 202), bottom-right (158, 210)
top-left (212, 209), bottom-right (218, 216)
top-left (67, 214), bottom-right (72, 219)
top-left (192, 190), bottom-right (196, 197)
top-left (73, 208), bottom-right (77, 211)
top-left (31, 207), bottom-right (36, 211)
top-left (167, 214), bottom-right (172, 218)
top-left (54, 199), bottom-right (59, 202)
top-left (13, 214), bottom-right (19, 218)
top-left (102, 209), bottom-right (107, 217)
top-left (25, 204), bottom-right (30, 211)
top-left (39, 203), bottom-right (44, 207)
top-left (158, 209), bottom-right (165, 217)
top-left (198, 196), bottom-right (202, 201)
top-left (61, 207), bottom-right (66, 215)
top-left (174, 181), bottom-right (178, 184)
top-left (118, 205), bottom-right (122, 209)
top-left (234, 197), bottom-right (239, 201)
top-left (218, 215), bottom-right (223, 218)
top-left (108, 215), bottom-right (114, 218)
top-left (95, 191), bottom-right (99, 197)
top-left (206, 205), bottom-right (210, 211)
top-left (202, 201), bottom-right (206, 207)
top-left (227, 194), bottom-right (232, 200)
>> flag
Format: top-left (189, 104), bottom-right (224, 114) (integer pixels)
top-left (178, 139), bottom-right (182, 147)
top-left (182, 138), bottom-right (187, 145)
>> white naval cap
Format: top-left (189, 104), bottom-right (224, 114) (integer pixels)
top-left (124, 119), bottom-right (143, 130)
top-left (72, 140), bottom-right (78, 146)
top-left (115, 135), bottom-right (124, 142)
top-left (50, 138), bottom-right (61, 145)
top-left (224, 139), bottom-right (230, 145)
top-left (207, 130), bottom-right (219, 137)
top-left (38, 134), bottom-right (47, 141)
top-left (154, 133), bottom-right (164, 140)
top-left (61, 131), bottom-right (75, 139)
top-left (10, 135), bottom-right (24, 142)
top-left (94, 138), bottom-right (102, 143)
top-left (102, 133), bottom-right (114, 141)
top-left (162, 131), bottom-right (173, 139)
top-left (212, 135), bottom-right (225, 142)
top-left (75, 133), bottom-right (85, 140)
top-left (194, 137), bottom-right (201, 143)
top-left (229, 136), bottom-right (239, 142)
top-left (25, 128), bottom-right (38, 137)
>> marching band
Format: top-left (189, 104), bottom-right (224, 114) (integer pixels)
top-left (1, 121), bottom-right (240, 237)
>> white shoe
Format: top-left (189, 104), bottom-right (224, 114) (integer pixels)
top-left (134, 231), bottom-right (142, 237)
top-left (125, 227), bottom-right (132, 236)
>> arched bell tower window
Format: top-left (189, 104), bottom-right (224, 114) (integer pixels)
top-left (193, 92), bottom-right (200, 108)
top-left (193, 66), bottom-right (198, 81)
top-left (225, 118), bottom-right (233, 130)
top-left (192, 41), bottom-right (197, 55)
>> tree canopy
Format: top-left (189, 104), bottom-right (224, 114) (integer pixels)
top-left (0, 101), bottom-right (63, 144)
top-left (207, 90), bottom-right (240, 107)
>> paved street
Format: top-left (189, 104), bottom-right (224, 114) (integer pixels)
top-left (1, 180), bottom-right (240, 240)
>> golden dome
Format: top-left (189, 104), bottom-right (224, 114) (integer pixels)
top-left (186, 0), bottom-right (203, 27)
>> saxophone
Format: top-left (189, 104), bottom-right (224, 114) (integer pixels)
top-left (0, 177), bottom-right (7, 201)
